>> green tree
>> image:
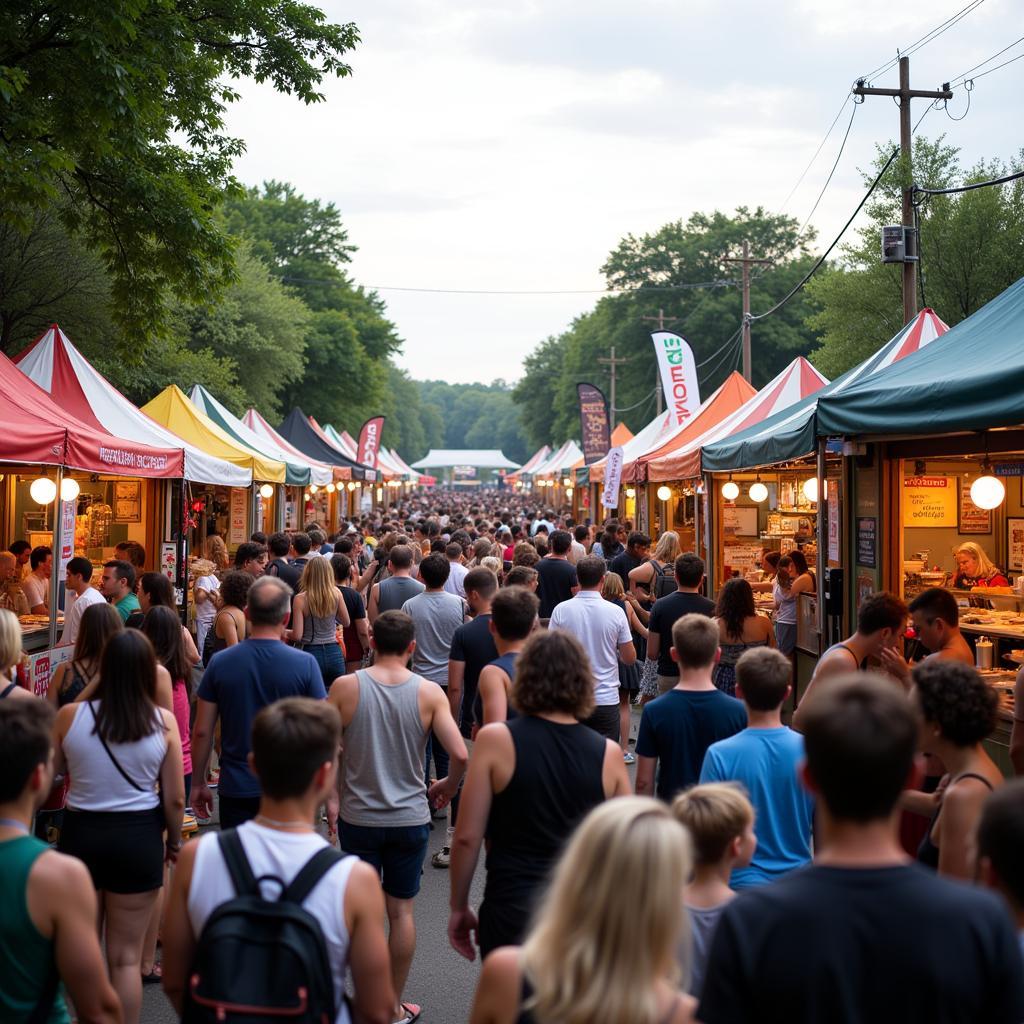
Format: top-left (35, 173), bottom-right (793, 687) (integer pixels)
top-left (512, 335), bottom-right (565, 452)
top-left (807, 138), bottom-right (1024, 376)
top-left (1, 2), bottom-right (358, 344)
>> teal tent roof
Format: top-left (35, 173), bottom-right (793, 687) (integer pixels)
top-left (817, 277), bottom-right (1024, 438)
top-left (702, 308), bottom-right (950, 472)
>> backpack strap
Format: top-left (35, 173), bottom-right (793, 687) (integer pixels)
top-left (218, 829), bottom-right (258, 897)
top-left (283, 847), bottom-right (345, 905)
top-left (0, 680), bottom-right (17, 699)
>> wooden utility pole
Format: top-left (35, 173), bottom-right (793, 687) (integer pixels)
top-left (723, 241), bottom-right (772, 382)
top-left (598, 345), bottom-right (630, 420)
top-left (641, 308), bottom-right (679, 413)
top-left (853, 56), bottom-right (951, 326)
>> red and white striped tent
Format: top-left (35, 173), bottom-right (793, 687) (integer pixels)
top-left (643, 357), bottom-right (829, 482)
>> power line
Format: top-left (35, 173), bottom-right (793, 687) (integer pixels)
top-left (777, 95), bottom-right (855, 214)
top-left (913, 167), bottom-right (1024, 200)
top-left (948, 34), bottom-right (1024, 87)
top-left (795, 99), bottom-right (859, 241)
top-left (277, 277), bottom-right (739, 295)
top-left (611, 388), bottom-right (658, 413)
top-left (952, 49), bottom-right (1024, 87)
top-left (749, 146), bottom-right (902, 323)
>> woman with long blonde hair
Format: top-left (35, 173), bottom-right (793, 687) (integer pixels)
top-left (469, 797), bottom-right (696, 1024)
top-left (953, 540), bottom-right (1008, 589)
top-left (629, 530), bottom-right (681, 609)
top-left (288, 556), bottom-right (350, 687)
top-left (0, 607), bottom-right (32, 700)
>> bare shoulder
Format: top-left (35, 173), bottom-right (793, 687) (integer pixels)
top-left (479, 946), bottom-right (522, 994)
top-left (328, 671), bottom-right (360, 701)
top-left (32, 847), bottom-right (93, 906)
top-left (945, 774), bottom-right (999, 807)
top-left (475, 722), bottom-right (513, 752)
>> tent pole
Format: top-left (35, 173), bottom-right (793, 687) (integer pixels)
top-left (47, 466), bottom-right (64, 654)
top-left (816, 441), bottom-right (827, 655)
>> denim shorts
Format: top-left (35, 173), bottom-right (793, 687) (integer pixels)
top-left (338, 820), bottom-right (430, 899)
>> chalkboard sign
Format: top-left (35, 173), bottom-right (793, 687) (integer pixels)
top-left (856, 517), bottom-right (877, 569)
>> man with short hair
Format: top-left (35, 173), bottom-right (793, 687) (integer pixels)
top-left (0, 700), bottom-right (121, 1024)
top-left (609, 531), bottom-right (651, 589)
top-left (880, 586), bottom-right (974, 681)
top-left (647, 553), bottom-right (716, 696)
top-left (794, 590), bottom-right (908, 731)
top-left (329, 611), bottom-right (468, 1024)
top-left (21, 545), bottom-right (52, 615)
top-left (535, 530), bottom-right (578, 619)
top-left (570, 525), bottom-right (589, 564)
top-left (368, 545), bottom-right (424, 624)
top-left (234, 541), bottom-right (268, 577)
top-left (0, 550), bottom-right (29, 615)
top-left (191, 576), bottom-right (327, 829)
top-left (9, 539), bottom-right (32, 581)
top-left (701, 647), bottom-right (814, 887)
top-left (265, 531), bottom-right (302, 592)
top-left (101, 559), bottom-right (139, 622)
top-left (549, 555), bottom-right (635, 742)
top-left (113, 540), bottom-right (146, 570)
top-left (162, 698), bottom-right (395, 1024)
top-left (60, 557), bottom-right (105, 647)
top-left (635, 614), bottom-right (747, 802)
top-left (698, 675), bottom-right (1024, 1024)
top-left (289, 531), bottom-right (313, 572)
top-left (444, 542), bottom-right (469, 599)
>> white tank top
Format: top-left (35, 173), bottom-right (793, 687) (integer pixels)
top-left (187, 822), bottom-right (357, 1024)
top-left (63, 701), bottom-right (166, 812)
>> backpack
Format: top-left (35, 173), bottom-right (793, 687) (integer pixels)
top-left (183, 829), bottom-right (345, 1024)
top-left (652, 561), bottom-right (676, 600)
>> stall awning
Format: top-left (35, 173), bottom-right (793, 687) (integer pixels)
top-left (277, 408), bottom-right (373, 480)
top-left (532, 440), bottom-right (585, 478)
top-left (241, 409), bottom-right (340, 485)
top-left (188, 385), bottom-right (323, 487)
top-left (13, 326), bottom-right (248, 485)
top-left (644, 358), bottom-right (828, 482)
top-left (308, 418), bottom-right (378, 481)
top-left (817, 285), bottom-right (1023, 437)
top-left (143, 385), bottom-right (285, 483)
top-left (702, 309), bottom-right (950, 472)
top-left (628, 372), bottom-right (757, 481)
top-left (319, 421), bottom-right (396, 478)
top-left (410, 449), bottom-right (521, 470)
top-left (589, 412), bottom-right (675, 483)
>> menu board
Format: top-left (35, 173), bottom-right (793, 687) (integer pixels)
top-left (1009, 518), bottom-right (1024, 572)
top-left (827, 488), bottom-right (840, 563)
top-left (857, 517), bottom-right (877, 568)
top-left (229, 488), bottom-right (247, 544)
top-left (958, 478), bottom-right (992, 534)
top-left (903, 475), bottom-right (957, 527)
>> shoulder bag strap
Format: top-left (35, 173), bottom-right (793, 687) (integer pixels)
top-left (0, 680), bottom-right (17, 699)
top-left (87, 703), bottom-right (145, 792)
top-left (283, 846), bottom-right (345, 904)
top-left (217, 828), bottom-right (259, 897)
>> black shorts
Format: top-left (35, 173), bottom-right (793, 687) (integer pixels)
top-left (478, 898), bottom-right (532, 958)
top-left (60, 807), bottom-right (164, 893)
top-left (581, 703), bottom-right (620, 743)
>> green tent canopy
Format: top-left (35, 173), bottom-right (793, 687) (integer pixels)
top-left (817, 277), bottom-right (1024, 438)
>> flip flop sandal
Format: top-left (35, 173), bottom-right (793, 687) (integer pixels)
top-left (392, 1002), bottom-right (421, 1024)
top-left (141, 965), bottom-right (162, 984)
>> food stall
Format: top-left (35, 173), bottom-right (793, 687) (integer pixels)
top-left (816, 279), bottom-right (1024, 772)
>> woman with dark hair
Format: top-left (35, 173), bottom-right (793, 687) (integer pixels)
top-left (137, 572), bottom-right (200, 666)
top-left (54, 630), bottom-right (185, 1024)
top-left (201, 569), bottom-right (252, 664)
top-left (912, 660), bottom-right (1003, 878)
top-left (713, 578), bottom-right (775, 697)
top-left (332, 554), bottom-right (371, 673)
top-left (773, 552), bottom-right (815, 655)
top-left (449, 629), bottom-right (631, 961)
top-left (47, 602), bottom-right (123, 707)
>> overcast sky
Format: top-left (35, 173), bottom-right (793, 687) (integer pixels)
top-left (225, 0), bottom-right (1019, 385)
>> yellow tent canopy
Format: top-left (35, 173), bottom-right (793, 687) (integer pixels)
top-left (142, 385), bottom-right (286, 483)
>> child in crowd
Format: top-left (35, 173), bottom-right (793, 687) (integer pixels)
top-left (671, 782), bottom-right (756, 999)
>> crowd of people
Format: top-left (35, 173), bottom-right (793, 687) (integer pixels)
top-left (2, 488), bottom-right (1024, 1024)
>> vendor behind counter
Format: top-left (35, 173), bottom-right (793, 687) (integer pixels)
top-left (952, 541), bottom-right (1010, 590)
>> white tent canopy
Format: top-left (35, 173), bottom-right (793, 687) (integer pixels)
top-left (532, 440), bottom-right (584, 477)
top-left (410, 449), bottom-right (520, 470)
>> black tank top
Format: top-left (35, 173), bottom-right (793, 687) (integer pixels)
top-left (473, 651), bottom-right (520, 728)
top-left (484, 716), bottom-right (606, 907)
top-left (917, 771), bottom-right (995, 869)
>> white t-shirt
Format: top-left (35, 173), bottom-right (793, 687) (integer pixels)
top-left (61, 586), bottom-right (106, 646)
top-left (194, 575), bottom-right (220, 625)
top-left (549, 590), bottom-right (633, 705)
top-left (188, 822), bottom-right (358, 1024)
top-left (444, 561), bottom-right (469, 598)
top-left (22, 571), bottom-right (48, 611)
top-left (569, 540), bottom-right (587, 564)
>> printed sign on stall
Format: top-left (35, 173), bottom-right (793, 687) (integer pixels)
top-left (902, 475), bottom-right (957, 527)
top-left (229, 488), bottom-right (247, 544)
top-left (601, 447), bottom-right (625, 509)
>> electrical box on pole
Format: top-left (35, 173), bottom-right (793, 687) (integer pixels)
top-left (881, 225), bottom-right (919, 264)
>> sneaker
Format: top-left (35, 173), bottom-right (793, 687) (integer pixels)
top-left (206, 768), bottom-right (220, 788)
top-left (431, 846), bottom-right (451, 869)
top-left (623, 751), bottom-right (636, 765)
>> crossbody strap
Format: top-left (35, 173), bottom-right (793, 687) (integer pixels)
top-left (0, 680), bottom-right (17, 699)
top-left (87, 703), bottom-right (145, 792)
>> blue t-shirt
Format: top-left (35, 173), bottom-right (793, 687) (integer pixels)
top-left (197, 639), bottom-right (326, 797)
top-left (700, 726), bottom-right (814, 888)
top-left (635, 688), bottom-right (747, 801)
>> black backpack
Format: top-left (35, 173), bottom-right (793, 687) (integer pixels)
top-left (652, 561), bottom-right (676, 600)
top-left (183, 829), bottom-right (344, 1024)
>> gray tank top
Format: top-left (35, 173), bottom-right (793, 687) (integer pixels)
top-left (301, 605), bottom-right (338, 645)
top-left (377, 575), bottom-right (424, 614)
top-left (339, 669), bottom-right (430, 827)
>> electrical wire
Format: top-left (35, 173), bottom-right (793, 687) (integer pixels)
top-left (954, 49), bottom-right (1024, 85)
top-left (777, 95), bottom-right (855, 215)
top-left (611, 388), bottom-right (658, 413)
top-left (795, 99), bottom-right (859, 241)
top-left (749, 146), bottom-right (901, 323)
top-left (277, 277), bottom-right (739, 295)
top-left (913, 167), bottom-right (1024, 199)
top-left (948, 34), bottom-right (1024, 87)
top-left (696, 324), bottom-right (743, 369)
top-left (697, 327), bottom-right (745, 383)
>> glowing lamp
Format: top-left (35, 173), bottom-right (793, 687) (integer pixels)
top-left (303, 492), bottom-right (311, 501)
top-left (310, 484), bottom-right (319, 494)
top-left (347, 481), bottom-right (357, 491)
top-left (60, 478), bottom-right (80, 502)
top-left (30, 477), bottom-right (57, 504)
top-left (565, 486), bottom-right (573, 497)
top-left (802, 477), bottom-right (818, 503)
top-left (970, 474), bottom-right (1005, 510)
top-left (259, 483), bottom-right (274, 499)
top-left (749, 481), bottom-right (768, 503)
top-left (326, 483), bottom-right (336, 493)
top-left (721, 481), bottom-right (739, 501)
top-left (625, 487), bottom-right (636, 499)
top-left (657, 485), bottom-right (672, 502)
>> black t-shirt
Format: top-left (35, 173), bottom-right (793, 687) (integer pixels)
top-left (535, 557), bottom-right (578, 619)
top-left (265, 557), bottom-right (302, 593)
top-left (699, 864), bottom-right (1024, 1024)
top-left (608, 551), bottom-right (643, 588)
top-left (340, 586), bottom-right (366, 622)
top-left (647, 590), bottom-right (716, 676)
top-left (449, 613), bottom-right (498, 736)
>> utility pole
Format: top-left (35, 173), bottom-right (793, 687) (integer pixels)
top-left (641, 308), bottom-right (679, 413)
top-left (723, 241), bottom-right (772, 383)
top-left (598, 345), bottom-right (630, 422)
top-left (853, 56), bottom-right (951, 326)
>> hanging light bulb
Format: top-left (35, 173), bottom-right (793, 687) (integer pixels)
top-left (721, 480), bottom-right (739, 501)
top-left (749, 481), bottom-right (768, 503)
top-left (259, 483), bottom-right (274, 499)
top-left (304, 491), bottom-right (311, 501)
top-left (802, 477), bottom-right (819, 503)
top-left (565, 486), bottom-right (573, 497)
top-left (30, 477), bottom-right (57, 504)
top-left (310, 484), bottom-right (319, 494)
top-left (625, 487), bottom-right (636, 499)
top-left (326, 483), bottom-right (336, 493)
top-left (971, 462), bottom-right (1005, 509)
top-left (347, 481), bottom-right (357, 491)
top-left (657, 485), bottom-right (672, 502)
top-left (60, 477), bottom-right (80, 502)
